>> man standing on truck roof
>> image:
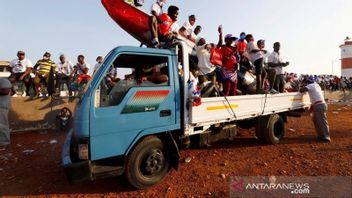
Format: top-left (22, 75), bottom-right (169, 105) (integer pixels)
top-left (0, 78), bottom-right (12, 146)
top-left (300, 76), bottom-right (331, 143)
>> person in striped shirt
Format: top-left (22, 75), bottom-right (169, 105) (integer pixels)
top-left (33, 52), bottom-right (56, 98)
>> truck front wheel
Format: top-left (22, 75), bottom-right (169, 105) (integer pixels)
top-left (125, 136), bottom-right (170, 189)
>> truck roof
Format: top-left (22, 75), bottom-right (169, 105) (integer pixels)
top-left (111, 46), bottom-right (177, 56)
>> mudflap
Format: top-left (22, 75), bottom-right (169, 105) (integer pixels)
top-left (62, 130), bottom-right (93, 183)
top-left (166, 132), bottom-right (180, 170)
top-left (64, 161), bottom-right (93, 183)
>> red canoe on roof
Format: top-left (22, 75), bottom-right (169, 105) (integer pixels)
top-left (101, 0), bottom-right (151, 45)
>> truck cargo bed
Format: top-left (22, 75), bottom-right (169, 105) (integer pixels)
top-left (190, 92), bottom-right (310, 126)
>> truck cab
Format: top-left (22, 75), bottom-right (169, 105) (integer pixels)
top-left (63, 45), bottom-right (187, 188)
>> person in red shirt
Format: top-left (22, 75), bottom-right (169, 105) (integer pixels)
top-left (216, 26), bottom-right (238, 96)
top-left (148, 5), bottom-right (179, 47)
top-left (236, 32), bottom-right (247, 57)
top-left (158, 5), bottom-right (179, 43)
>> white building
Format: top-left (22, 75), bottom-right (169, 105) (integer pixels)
top-left (0, 61), bottom-right (10, 78)
top-left (340, 37), bottom-right (352, 78)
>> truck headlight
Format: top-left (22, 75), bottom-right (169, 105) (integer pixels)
top-left (78, 144), bottom-right (89, 160)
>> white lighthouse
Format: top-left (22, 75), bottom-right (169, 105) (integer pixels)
top-left (340, 37), bottom-right (352, 78)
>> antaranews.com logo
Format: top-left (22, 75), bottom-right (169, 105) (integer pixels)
top-left (230, 176), bottom-right (351, 198)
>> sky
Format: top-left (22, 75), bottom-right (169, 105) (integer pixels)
top-left (1, 0), bottom-right (351, 76)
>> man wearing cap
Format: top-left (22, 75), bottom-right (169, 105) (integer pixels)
top-left (300, 76), bottom-right (331, 142)
top-left (9, 51), bottom-right (33, 96)
top-left (33, 52), bottom-right (56, 98)
top-left (217, 26), bottom-right (239, 96)
top-left (268, 42), bottom-right (289, 93)
top-left (0, 78), bottom-right (12, 146)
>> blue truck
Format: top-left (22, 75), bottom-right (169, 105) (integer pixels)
top-left (62, 43), bottom-right (310, 189)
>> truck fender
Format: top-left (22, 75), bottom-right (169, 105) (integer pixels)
top-left (124, 129), bottom-right (180, 171)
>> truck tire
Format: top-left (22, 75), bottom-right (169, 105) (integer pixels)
top-left (255, 116), bottom-right (269, 141)
top-left (125, 136), bottom-right (170, 189)
top-left (263, 114), bottom-right (285, 144)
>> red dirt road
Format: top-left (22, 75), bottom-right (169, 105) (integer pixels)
top-left (1, 104), bottom-right (351, 197)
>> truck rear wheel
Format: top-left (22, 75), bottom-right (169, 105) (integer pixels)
top-left (263, 114), bottom-right (285, 144)
top-left (125, 136), bottom-right (170, 189)
top-left (255, 116), bottom-right (268, 141)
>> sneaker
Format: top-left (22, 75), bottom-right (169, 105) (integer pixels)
top-left (269, 89), bottom-right (279, 94)
top-left (317, 136), bottom-right (331, 143)
top-left (33, 93), bottom-right (40, 99)
top-left (151, 38), bottom-right (160, 48)
top-left (256, 89), bottom-right (268, 94)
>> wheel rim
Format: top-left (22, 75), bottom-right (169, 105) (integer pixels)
top-left (142, 149), bottom-right (165, 176)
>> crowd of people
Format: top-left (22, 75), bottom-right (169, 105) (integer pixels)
top-left (7, 51), bottom-right (104, 99)
top-left (279, 73), bottom-right (352, 93)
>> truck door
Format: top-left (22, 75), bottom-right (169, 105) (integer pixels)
top-left (90, 53), bottom-right (178, 160)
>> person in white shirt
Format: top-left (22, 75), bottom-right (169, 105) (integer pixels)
top-left (267, 42), bottom-right (289, 93)
top-left (56, 54), bottom-right (74, 96)
top-left (188, 64), bottom-right (201, 107)
top-left (106, 67), bottom-right (120, 87)
top-left (193, 25), bottom-right (202, 40)
top-left (149, 0), bottom-right (167, 47)
top-left (93, 56), bottom-right (103, 74)
top-left (0, 78), bottom-right (12, 146)
top-left (257, 40), bottom-right (276, 92)
top-left (300, 76), bottom-right (331, 142)
top-left (244, 34), bottom-right (267, 93)
top-left (196, 38), bottom-right (217, 85)
top-left (72, 55), bottom-right (91, 85)
top-left (9, 51), bottom-right (33, 96)
top-left (179, 15), bottom-right (196, 42)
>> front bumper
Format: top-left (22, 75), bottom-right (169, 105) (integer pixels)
top-left (61, 129), bottom-right (92, 183)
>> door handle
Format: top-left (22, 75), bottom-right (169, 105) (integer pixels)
top-left (160, 109), bottom-right (171, 117)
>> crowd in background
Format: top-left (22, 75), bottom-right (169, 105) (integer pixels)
top-left (6, 51), bottom-right (104, 99)
top-left (283, 73), bottom-right (352, 92)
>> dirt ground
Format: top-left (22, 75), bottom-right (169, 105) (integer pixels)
top-left (0, 103), bottom-right (351, 197)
